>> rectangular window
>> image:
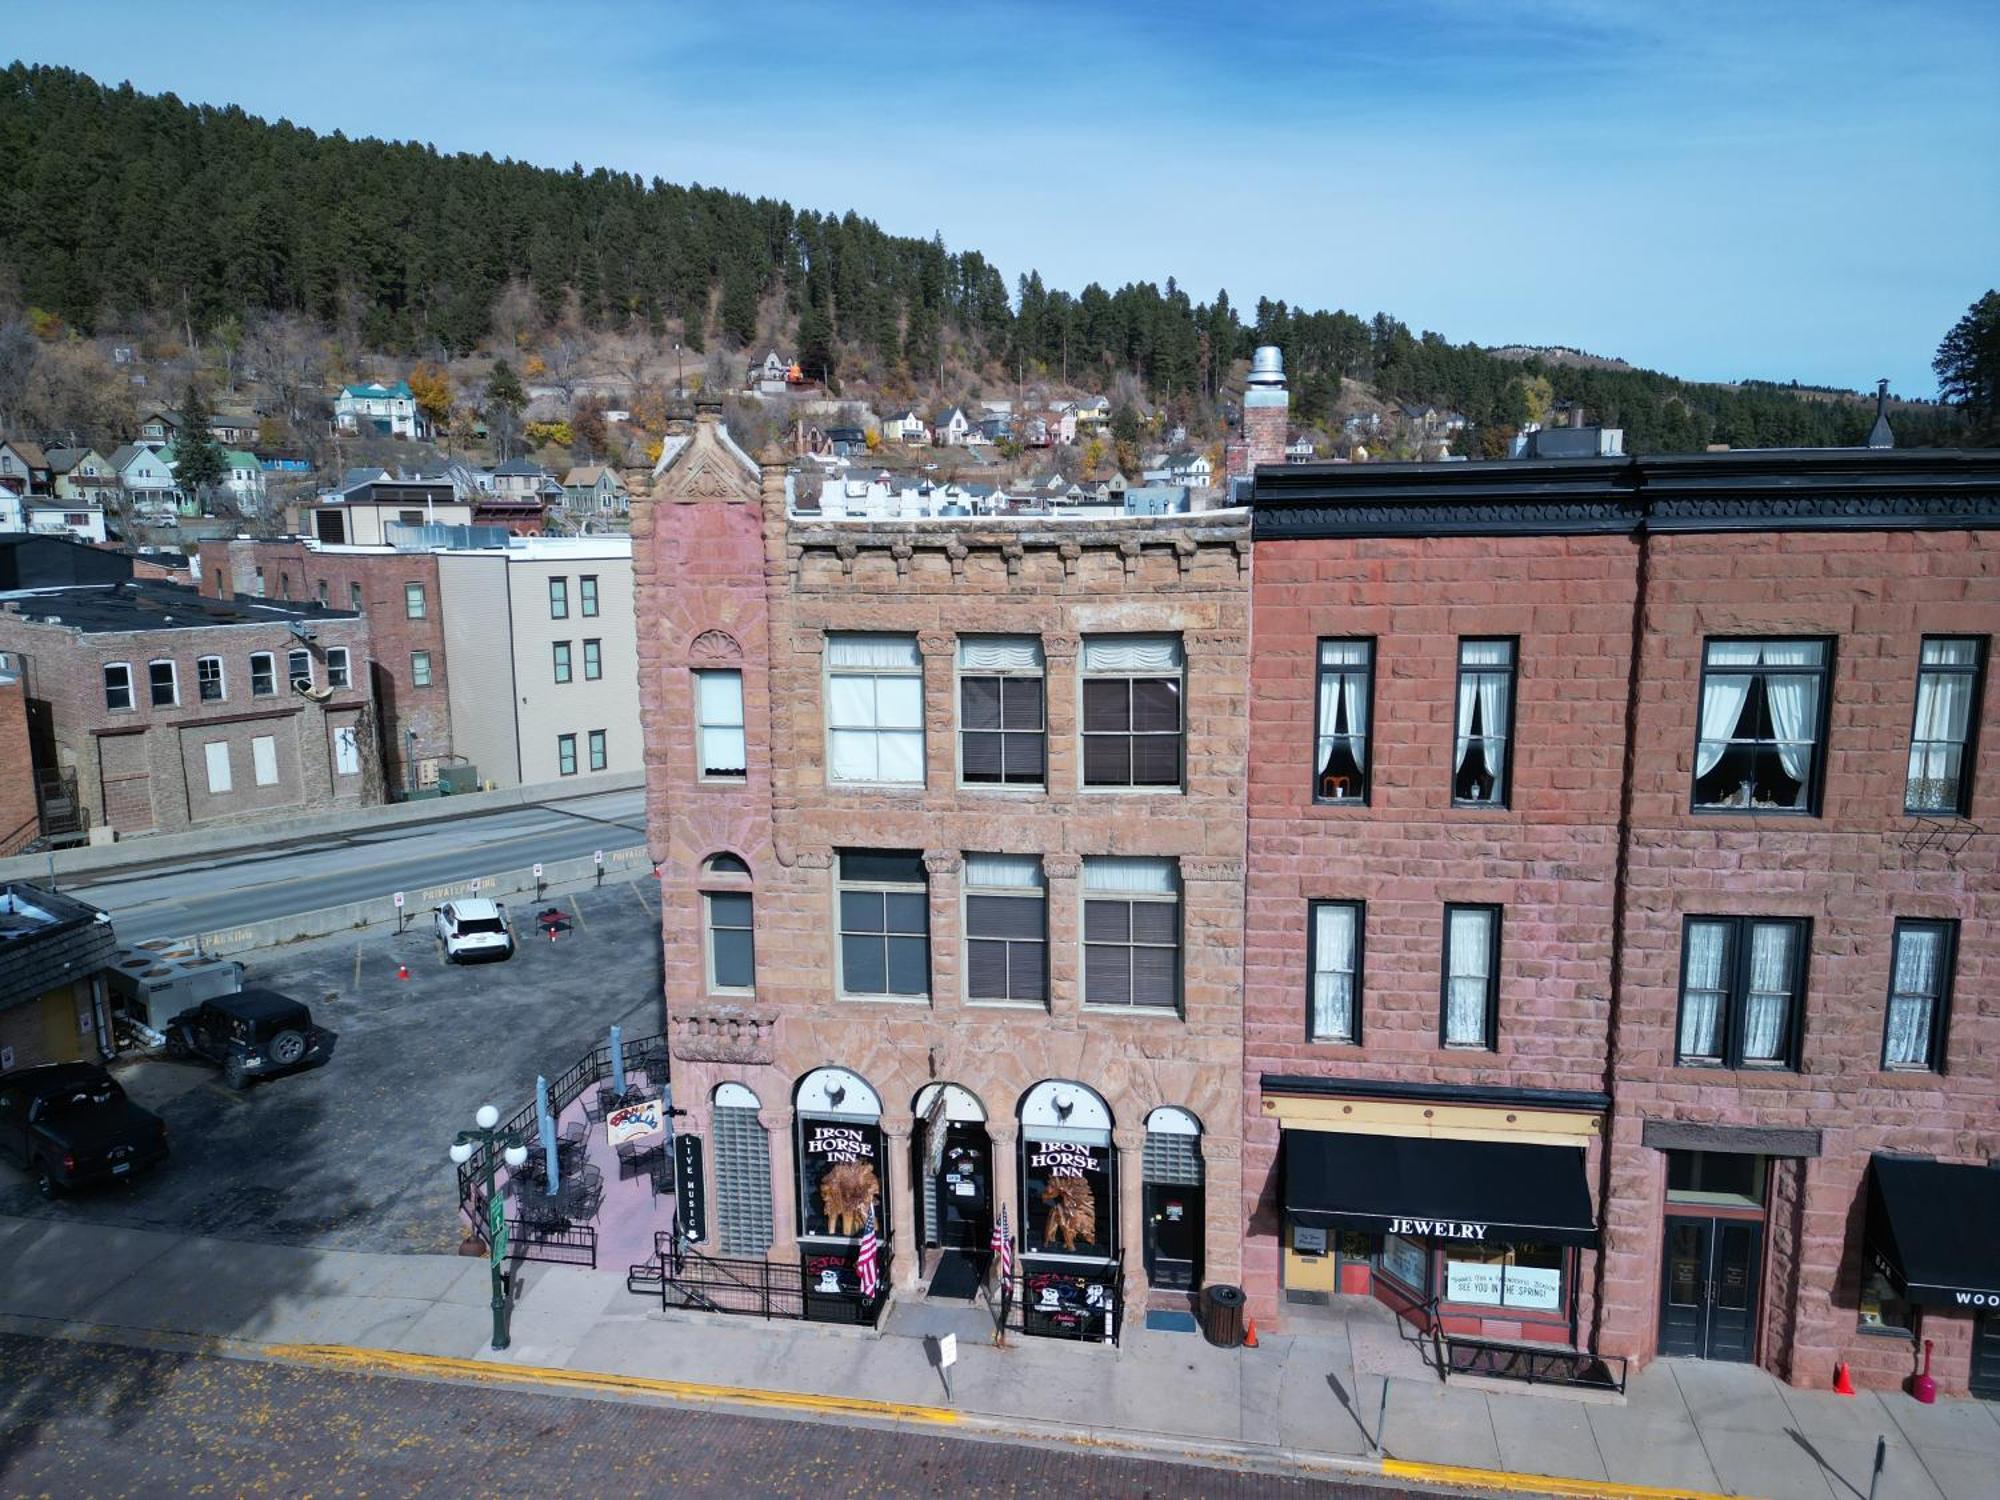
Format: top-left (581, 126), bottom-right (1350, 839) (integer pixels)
top-left (249, 652), bottom-right (275, 696)
top-left (588, 729), bottom-right (607, 772)
top-left (1314, 639), bottom-right (1373, 803)
top-left (1858, 1260), bottom-right (1913, 1335)
top-left (579, 575), bottom-right (599, 618)
top-left (1453, 639), bottom-right (1515, 807)
top-left (1693, 639), bottom-right (1830, 813)
top-left (583, 639), bottom-right (602, 681)
top-left (1309, 900), bottom-right (1363, 1043)
top-left (557, 733), bottom-right (577, 776)
top-left (548, 577), bottom-right (569, 619)
top-left (103, 663), bottom-right (133, 712)
top-left (1676, 916), bottom-right (1809, 1069)
top-left (964, 854), bottom-right (1047, 1004)
top-left (958, 636), bottom-right (1045, 786)
top-left (1665, 1149), bottom-right (1765, 1206)
top-left (252, 568), bottom-right (265, 598)
top-left (203, 741), bottom-right (232, 794)
top-left (837, 849), bottom-right (930, 998)
top-left (825, 632), bottom-right (925, 785)
top-left (1082, 856), bottom-right (1180, 1010)
top-left (552, 641), bottom-right (572, 684)
top-left (288, 649), bottom-right (312, 689)
top-left (1081, 634), bottom-right (1185, 789)
top-left (349, 582), bottom-right (363, 612)
top-left (695, 670), bottom-right (747, 779)
top-left (326, 648), bottom-right (351, 689)
top-left (1442, 1243), bottom-right (1564, 1312)
top-left (1883, 919), bottom-right (1955, 1072)
top-left (148, 660), bottom-right (177, 708)
top-left (1905, 637), bottom-right (1985, 815)
top-left (316, 579), bottom-right (328, 607)
top-left (410, 650), bottom-right (432, 688)
top-left (196, 656), bottom-right (224, 702)
top-left (251, 735), bottom-right (279, 787)
top-left (403, 582), bottom-right (426, 620)
top-left (1442, 904), bottom-right (1500, 1049)
top-left (705, 891), bottom-right (755, 992)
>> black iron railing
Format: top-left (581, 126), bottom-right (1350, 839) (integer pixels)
top-left (1444, 1335), bottom-right (1627, 1394)
top-left (1001, 1259), bottom-right (1123, 1345)
top-left (506, 1219), bottom-right (598, 1269)
top-left (632, 1233), bottom-right (890, 1327)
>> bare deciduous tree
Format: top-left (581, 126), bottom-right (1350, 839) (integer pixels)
top-left (245, 312), bottom-right (329, 429)
top-left (0, 318), bottom-right (35, 433)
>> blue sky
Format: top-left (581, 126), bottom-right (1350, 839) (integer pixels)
top-left (9, 0), bottom-right (1997, 392)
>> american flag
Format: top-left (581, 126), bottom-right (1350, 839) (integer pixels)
top-left (991, 1204), bottom-right (1014, 1281)
top-left (856, 1204), bottom-right (880, 1300)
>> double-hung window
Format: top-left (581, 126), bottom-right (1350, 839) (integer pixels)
top-left (963, 854), bottom-right (1046, 1005)
top-left (249, 653), bottom-right (275, 696)
top-left (1081, 635), bottom-right (1184, 789)
top-left (410, 650), bottom-right (432, 688)
top-left (1905, 637), bottom-right (1984, 815)
top-left (1453, 639), bottom-right (1515, 806)
top-left (148, 660), bottom-right (178, 707)
top-left (695, 670), bottom-right (747, 779)
top-left (195, 656), bottom-right (225, 703)
top-left (580, 575), bottom-right (599, 618)
top-left (705, 888), bottom-right (755, 992)
top-left (1882, 919), bottom-right (1955, 1072)
top-left (349, 582), bottom-right (363, 612)
top-left (548, 577), bottom-right (569, 619)
top-left (825, 633), bottom-right (924, 785)
top-left (1442, 904), bottom-right (1500, 1049)
top-left (288, 649), bottom-right (312, 689)
top-left (103, 663), bottom-right (133, 712)
top-left (404, 582), bottom-right (426, 620)
top-left (1314, 640), bottom-right (1372, 803)
top-left (1082, 857), bottom-right (1180, 1010)
top-left (1693, 639), bottom-right (1830, 813)
top-left (588, 729), bottom-right (607, 772)
top-left (557, 733), bottom-right (578, 776)
top-left (1676, 916), bottom-right (1808, 1069)
top-left (958, 636), bottom-right (1045, 786)
top-left (326, 648), bottom-right (351, 690)
top-left (552, 641), bottom-right (573, 683)
top-left (1309, 900), bottom-right (1363, 1043)
top-left (836, 850), bottom-right (930, 999)
top-left (583, 639), bottom-right (602, 681)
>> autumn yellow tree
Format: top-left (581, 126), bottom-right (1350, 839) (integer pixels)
top-left (409, 362), bottom-right (454, 436)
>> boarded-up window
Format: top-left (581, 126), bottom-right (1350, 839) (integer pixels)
top-left (252, 735), bottom-right (279, 787)
top-left (333, 725), bottom-right (360, 776)
top-left (204, 741), bottom-right (233, 795)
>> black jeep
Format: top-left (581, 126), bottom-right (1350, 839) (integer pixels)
top-left (166, 989), bottom-right (335, 1089)
top-left (0, 1062), bottom-right (169, 1198)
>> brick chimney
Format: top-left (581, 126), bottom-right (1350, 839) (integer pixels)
top-left (1244, 345), bottom-right (1289, 472)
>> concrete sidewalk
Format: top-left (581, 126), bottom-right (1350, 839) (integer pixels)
top-left (3, 1214), bottom-right (1994, 1498)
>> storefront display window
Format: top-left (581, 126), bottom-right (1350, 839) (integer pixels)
top-left (1022, 1137), bottom-right (1115, 1258)
top-left (1381, 1232), bottom-right (1428, 1293)
top-left (1857, 1262), bottom-right (1912, 1335)
top-left (798, 1118), bottom-right (884, 1239)
top-left (1442, 1243), bottom-right (1564, 1312)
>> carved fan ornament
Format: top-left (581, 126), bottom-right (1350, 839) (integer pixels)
top-left (687, 629), bottom-right (743, 664)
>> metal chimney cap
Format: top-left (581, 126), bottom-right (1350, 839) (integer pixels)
top-left (1248, 346), bottom-right (1286, 386)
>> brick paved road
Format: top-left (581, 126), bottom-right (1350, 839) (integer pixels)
top-left (0, 1333), bottom-right (1443, 1498)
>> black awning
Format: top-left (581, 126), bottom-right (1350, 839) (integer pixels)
top-left (1866, 1156), bottom-right (2000, 1308)
top-left (1283, 1130), bottom-right (1597, 1248)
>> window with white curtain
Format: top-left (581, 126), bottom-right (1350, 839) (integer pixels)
top-left (825, 633), bottom-right (925, 785)
top-left (958, 636), bottom-right (1045, 786)
top-left (1692, 639), bottom-right (1829, 813)
top-left (1081, 635), bottom-right (1184, 789)
top-left (1452, 639), bottom-right (1515, 806)
top-left (1309, 901), bottom-right (1362, 1043)
top-left (695, 669), bottom-right (747, 779)
top-left (1314, 640), bottom-right (1372, 803)
top-left (1442, 905), bottom-right (1499, 1049)
top-left (1882, 919), bottom-right (1954, 1072)
top-left (1082, 856), bottom-right (1180, 1010)
top-left (963, 854), bottom-right (1046, 1004)
top-left (1675, 916), bottom-right (1808, 1069)
top-left (1904, 637), bottom-right (1984, 816)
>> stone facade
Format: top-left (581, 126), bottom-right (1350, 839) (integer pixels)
top-left (638, 409), bottom-right (1250, 1308)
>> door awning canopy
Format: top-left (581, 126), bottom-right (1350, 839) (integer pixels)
top-left (1283, 1130), bottom-right (1597, 1247)
top-left (1866, 1155), bottom-right (2000, 1308)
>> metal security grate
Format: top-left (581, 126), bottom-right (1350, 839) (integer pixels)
top-left (1143, 1131), bottom-right (1203, 1187)
top-left (713, 1106), bottom-right (774, 1255)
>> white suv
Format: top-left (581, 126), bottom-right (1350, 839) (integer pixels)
top-left (434, 898), bottom-right (514, 963)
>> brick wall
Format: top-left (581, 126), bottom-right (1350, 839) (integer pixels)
top-left (0, 674), bottom-right (37, 854)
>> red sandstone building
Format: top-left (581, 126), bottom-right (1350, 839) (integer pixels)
top-left (1244, 449), bottom-right (2000, 1397)
top-left (637, 410), bottom-right (1250, 1333)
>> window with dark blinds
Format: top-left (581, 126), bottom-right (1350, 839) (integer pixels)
top-left (1082, 857), bottom-right (1180, 1010)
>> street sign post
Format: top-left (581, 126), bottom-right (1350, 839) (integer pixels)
top-left (393, 890), bottom-right (405, 934)
top-left (533, 862), bottom-right (545, 899)
top-left (594, 848), bottom-right (604, 887)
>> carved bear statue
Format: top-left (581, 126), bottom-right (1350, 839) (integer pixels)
top-left (1040, 1176), bottom-right (1097, 1251)
top-left (819, 1160), bottom-right (880, 1237)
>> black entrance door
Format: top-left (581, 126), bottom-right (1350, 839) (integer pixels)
top-left (1145, 1184), bottom-right (1203, 1290)
top-left (933, 1125), bottom-right (990, 1251)
top-left (1659, 1215), bottom-right (1762, 1361)
top-left (1972, 1312), bottom-right (2000, 1400)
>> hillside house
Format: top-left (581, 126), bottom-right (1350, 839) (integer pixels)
top-left (0, 441), bottom-right (51, 498)
top-left (108, 445), bottom-right (184, 521)
top-left (334, 380), bottom-right (430, 441)
top-left (561, 465), bottom-right (628, 517)
top-left (45, 449), bottom-right (119, 505)
top-left (933, 407), bottom-right (971, 446)
top-left (881, 409), bottom-right (929, 444)
top-left (1142, 449), bottom-right (1214, 487)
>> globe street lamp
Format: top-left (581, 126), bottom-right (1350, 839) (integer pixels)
top-left (451, 1103), bottom-right (529, 1350)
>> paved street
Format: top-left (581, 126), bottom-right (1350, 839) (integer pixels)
top-left (0, 878), bottom-right (664, 1251)
top-left (62, 786), bottom-right (647, 942)
top-left (0, 1334), bottom-right (1405, 1499)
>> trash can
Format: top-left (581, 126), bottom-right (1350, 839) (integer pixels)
top-left (1200, 1283), bottom-right (1247, 1348)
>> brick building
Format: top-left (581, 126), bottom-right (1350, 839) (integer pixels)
top-left (1, 542), bottom-right (382, 838)
top-left (1244, 450), bottom-right (2000, 1397)
top-left (637, 408), bottom-right (1252, 1330)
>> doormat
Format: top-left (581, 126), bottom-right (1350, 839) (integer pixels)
top-left (1145, 1309), bottom-right (1199, 1334)
top-left (928, 1249), bottom-right (982, 1302)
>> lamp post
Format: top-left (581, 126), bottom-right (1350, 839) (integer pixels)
top-left (450, 1103), bottom-right (529, 1350)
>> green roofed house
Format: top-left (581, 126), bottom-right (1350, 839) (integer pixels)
top-left (333, 380), bottom-right (430, 441)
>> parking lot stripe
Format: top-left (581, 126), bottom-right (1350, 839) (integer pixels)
top-left (352, 945), bottom-right (363, 993)
top-left (626, 881), bottom-right (655, 918)
top-left (567, 894), bottom-right (589, 930)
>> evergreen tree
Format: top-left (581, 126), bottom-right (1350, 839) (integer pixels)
top-left (1934, 290), bottom-right (2000, 443)
top-left (172, 382), bottom-right (229, 503)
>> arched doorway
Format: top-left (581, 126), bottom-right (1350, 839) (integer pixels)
top-left (711, 1083), bottom-right (772, 1256)
top-left (913, 1082), bottom-right (990, 1300)
top-left (1017, 1080), bottom-right (1119, 1340)
top-left (793, 1066), bottom-right (887, 1320)
top-left (1142, 1106), bottom-right (1204, 1291)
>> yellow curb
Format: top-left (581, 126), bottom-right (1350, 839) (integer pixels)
top-left (264, 1342), bottom-right (960, 1427)
top-left (1382, 1458), bottom-right (1743, 1500)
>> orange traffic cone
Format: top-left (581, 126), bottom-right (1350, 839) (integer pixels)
top-left (1243, 1318), bottom-right (1259, 1349)
top-left (1833, 1361), bottom-right (1855, 1396)
top-left (396, 962), bottom-right (409, 981)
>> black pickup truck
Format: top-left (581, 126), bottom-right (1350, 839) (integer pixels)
top-left (0, 1063), bottom-right (169, 1198)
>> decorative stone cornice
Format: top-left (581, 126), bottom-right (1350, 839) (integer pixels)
top-left (1041, 853), bottom-right (1082, 880)
top-left (670, 1007), bottom-right (778, 1065)
top-left (1180, 856), bottom-right (1245, 882)
top-left (785, 845), bottom-right (834, 870)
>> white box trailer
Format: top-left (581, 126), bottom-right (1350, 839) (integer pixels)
top-left (105, 947), bottom-right (246, 1033)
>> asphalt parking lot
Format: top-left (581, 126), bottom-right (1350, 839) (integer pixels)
top-left (0, 877), bottom-right (665, 1253)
